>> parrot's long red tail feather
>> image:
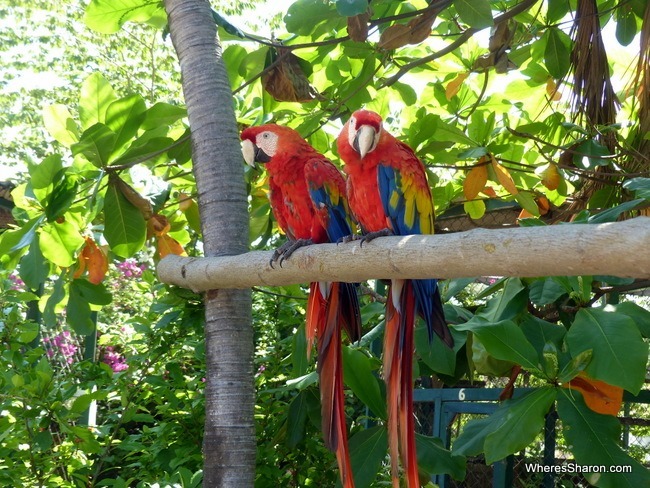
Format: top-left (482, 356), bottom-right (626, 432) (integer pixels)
top-left (315, 282), bottom-right (355, 488)
top-left (385, 279), bottom-right (419, 488)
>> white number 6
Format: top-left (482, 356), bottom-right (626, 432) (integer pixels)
top-left (458, 388), bottom-right (466, 400)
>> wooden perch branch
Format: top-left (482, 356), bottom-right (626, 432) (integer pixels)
top-left (157, 218), bottom-right (650, 292)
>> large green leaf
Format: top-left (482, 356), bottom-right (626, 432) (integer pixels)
top-left (141, 102), bottom-right (187, 130)
top-left (342, 346), bottom-right (386, 419)
top-left (416, 433), bottom-right (466, 480)
top-left (286, 390), bottom-right (309, 448)
top-left (103, 179), bottom-right (147, 258)
top-left (105, 94), bottom-right (147, 151)
top-left (557, 389), bottom-right (650, 487)
top-left (481, 278), bottom-right (527, 322)
top-left (42, 104), bottom-right (80, 147)
top-left (587, 198), bottom-right (645, 223)
top-left (335, 0), bottom-right (367, 16)
top-left (454, 0), bottom-right (493, 29)
top-left (616, 7), bottom-right (637, 46)
top-left (19, 239), bottom-right (49, 291)
top-left (44, 172), bottom-right (79, 222)
top-left (292, 322), bottom-right (308, 377)
top-left (71, 123), bottom-right (118, 167)
top-left (519, 315), bottom-right (566, 357)
top-left (73, 279), bottom-right (112, 305)
top-left (416, 323), bottom-right (465, 376)
top-left (622, 177), bottom-right (650, 200)
top-left (565, 308), bottom-right (648, 394)
top-left (346, 426), bottom-right (387, 488)
top-left (78, 73), bottom-right (117, 129)
top-left (544, 28), bottom-right (571, 79)
top-left (285, 0), bottom-right (340, 36)
top-left (528, 277), bottom-right (567, 306)
top-left (28, 154), bottom-right (63, 203)
top-left (456, 319), bottom-right (539, 371)
top-left (39, 220), bottom-right (85, 268)
top-left (0, 216), bottom-right (44, 255)
top-left (453, 409), bottom-right (506, 457)
top-left (66, 281), bottom-right (95, 336)
top-left (85, 0), bottom-right (165, 34)
top-left (604, 302), bottom-right (650, 338)
top-left (484, 387), bottom-right (556, 463)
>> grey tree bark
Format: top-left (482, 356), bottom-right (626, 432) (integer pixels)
top-left (164, 0), bottom-right (254, 485)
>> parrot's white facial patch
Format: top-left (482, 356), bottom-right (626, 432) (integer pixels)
top-left (256, 131), bottom-right (279, 158)
top-left (241, 139), bottom-right (256, 166)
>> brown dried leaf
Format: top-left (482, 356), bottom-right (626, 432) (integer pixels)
top-left (75, 237), bottom-right (108, 284)
top-left (113, 175), bottom-right (153, 220)
top-left (347, 12), bottom-right (370, 42)
top-left (406, 10), bottom-right (436, 44)
top-left (147, 213), bottom-right (171, 238)
top-left (463, 164), bottom-right (488, 200)
top-left (261, 50), bottom-right (319, 103)
top-left (378, 23), bottom-right (411, 50)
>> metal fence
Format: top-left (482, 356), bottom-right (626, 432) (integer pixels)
top-left (413, 388), bottom-right (650, 488)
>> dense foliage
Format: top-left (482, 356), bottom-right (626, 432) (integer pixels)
top-left (1, 0), bottom-right (650, 486)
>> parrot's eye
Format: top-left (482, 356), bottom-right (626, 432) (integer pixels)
top-left (256, 131), bottom-right (279, 158)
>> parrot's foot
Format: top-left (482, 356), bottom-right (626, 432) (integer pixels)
top-left (360, 228), bottom-right (393, 247)
top-left (337, 233), bottom-right (361, 244)
top-left (270, 239), bottom-right (314, 268)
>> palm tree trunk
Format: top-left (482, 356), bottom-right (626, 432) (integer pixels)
top-left (164, 0), bottom-right (254, 485)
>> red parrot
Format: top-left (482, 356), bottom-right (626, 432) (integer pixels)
top-left (241, 124), bottom-right (361, 488)
top-left (337, 109), bottom-right (453, 488)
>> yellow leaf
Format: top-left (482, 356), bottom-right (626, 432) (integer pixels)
top-left (541, 163), bottom-right (561, 191)
top-left (464, 199), bottom-right (486, 219)
top-left (157, 234), bottom-right (186, 258)
top-left (463, 164), bottom-right (488, 200)
top-left (445, 72), bottom-right (469, 100)
top-left (546, 77), bottom-right (562, 102)
top-left (491, 156), bottom-right (519, 195)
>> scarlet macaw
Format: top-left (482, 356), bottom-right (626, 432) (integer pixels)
top-left (337, 109), bottom-right (453, 488)
top-left (241, 124), bottom-right (361, 488)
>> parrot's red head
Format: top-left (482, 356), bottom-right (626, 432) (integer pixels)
top-left (345, 109), bottom-right (383, 159)
top-left (241, 124), bottom-right (307, 167)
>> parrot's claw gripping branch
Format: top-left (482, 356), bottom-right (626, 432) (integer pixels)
top-left (270, 238), bottom-right (314, 268)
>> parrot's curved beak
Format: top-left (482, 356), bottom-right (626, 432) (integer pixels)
top-left (353, 125), bottom-right (378, 159)
top-left (241, 139), bottom-right (257, 167)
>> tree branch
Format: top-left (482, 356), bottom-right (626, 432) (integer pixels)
top-left (157, 218), bottom-right (650, 291)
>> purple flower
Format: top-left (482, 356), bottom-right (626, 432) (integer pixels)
top-left (102, 346), bottom-right (128, 373)
top-left (116, 259), bottom-right (146, 279)
top-left (44, 331), bottom-right (79, 363)
top-left (8, 272), bottom-right (24, 291)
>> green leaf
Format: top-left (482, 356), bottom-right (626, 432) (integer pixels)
top-left (565, 308), bottom-right (648, 394)
top-left (616, 7), bottom-right (637, 46)
top-left (544, 28), bottom-right (571, 79)
top-left (42, 104), bottom-right (80, 146)
top-left (484, 387), bottom-right (557, 464)
top-left (19, 239), bottom-right (49, 291)
top-left (78, 73), bottom-right (117, 129)
top-left (622, 177), bottom-right (650, 200)
top-left (416, 434), bottom-right (466, 480)
top-left (110, 136), bottom-right (174, 167)
top-left (85, 0), bottom-right (165, 34)
top-left (453, 411), bottom-right (505, 457)
top-left (519, 315), bottom-right (566, 356)
top-left (29, 154), bottom-right (63, 202)
top-left (72, 279), bottom-right (112, 305)
top-left (347, 426), bottom-right (387, 488)
top-left (456, 319), bottom-right (539, 371)
top-left (292, 323), bottom-right (308, 377)
top-left (557, 389), bottom-right (650, 487)
top-left (71, 123), bottom-right (118, 167)
top-left (546, 0), bottom-right (569, 23)
top-left (515, 192), bottom-right (540, 217)
top-left (481, 278), bottom-right (527, 322)
top-left (286, 390), bottom-right (309, 448)
top-left (342, 346), bottom-right (386, 419)
top-left (105, 94), bottom-right (147, 150)
top-left (141, 102), bottom-right (187, 130)
top-left (43, 273), bottom-right (66, 327)
top-left (558, 349), bottom-right (592, 383)
top-left (285, 0), bottom-right (340, 36)
top-left (464, 199), bottom-right (486, 219)
top-left (335, 0), bottom-right (367, 16)
top-left (587, 198), bottom-right (645, 223)
top-left (39, 220), bottom-right (85, 267)
top-left (0, 216), bottom-right (44, 254)
top-left (44, 172), bottom-right (79, 221)
top-left (103, 179), bottom-right (147, 258)
top-left (454, 0), bottom-right (493, 29)
top-left (430, 118), bottom-right (477, 146)
top-left (528, 277), bottom-right (567, 306)
top-left (416, 323), bottom-right (464, 376)
top-left (574, 139), bottom-right (611, 169)
top-left (604, 302), bottom-right (650, 338)
top-left (66, 284), bottom-right (95, 336)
